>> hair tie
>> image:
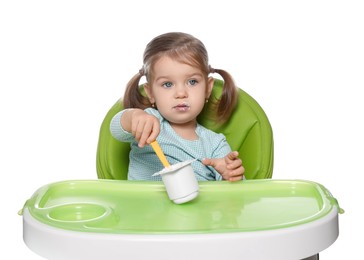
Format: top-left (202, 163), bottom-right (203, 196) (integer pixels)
top-left (139, 68), bottom-right (145, 76)
top-left (209, 65), bottom-right (216, 74)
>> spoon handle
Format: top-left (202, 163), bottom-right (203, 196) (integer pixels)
top-left (150, 140), bottom-right (170, 168)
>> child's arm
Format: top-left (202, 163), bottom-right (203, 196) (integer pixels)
top-left (120, 109), bottom-right (160, 148)
top-left (202, 151), bottom-right (245, 182)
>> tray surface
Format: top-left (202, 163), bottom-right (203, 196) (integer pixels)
top-left (24, 179), bottom-right (339, 234)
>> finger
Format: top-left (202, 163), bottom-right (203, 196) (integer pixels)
top-left (224, 167), bottom-right (244, 180)
top-left (226, 151), bottom-right (239, 161)
top-left (229, 167), bottom-right (245, 177)
top-left (227, 158), bottom-right (243, 169)
top-left (146, 120), bottom-right (160, 144)
top-left (132, 120), bottom-right (143, 141)
top-left (227, 175), bottom-right (244, 182)
top-left (138, 121), bottom-right (155, 147)
top-left (202, 158), bottom-right (215, 167)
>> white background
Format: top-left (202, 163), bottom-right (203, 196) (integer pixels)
top-left (1, 0), bottom-right (363, 259)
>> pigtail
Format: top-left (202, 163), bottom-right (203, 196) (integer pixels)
top-left (123, 72), bottom-right (150, 109)
top-left (211, 68), bottom-right (238, 123)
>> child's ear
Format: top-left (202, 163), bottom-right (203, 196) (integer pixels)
top-left (206, 77), bottom-right (214, 98)
top-left (143, 83), bottom-right (155, 104)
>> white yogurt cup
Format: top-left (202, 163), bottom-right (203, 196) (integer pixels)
top-left (153, 159), bottom-right (199, 204)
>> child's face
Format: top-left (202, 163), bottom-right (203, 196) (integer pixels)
top-left (145, 56), bottom-right (213, 127)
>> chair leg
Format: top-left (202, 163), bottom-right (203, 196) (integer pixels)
top-left (301, 253), bottom-right (319, 260)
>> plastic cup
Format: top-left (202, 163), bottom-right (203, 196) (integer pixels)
top-left (153, 159), bottom-right (199, 204)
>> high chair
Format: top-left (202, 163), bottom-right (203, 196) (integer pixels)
top-left (21, 79), bottom-right (340, 260)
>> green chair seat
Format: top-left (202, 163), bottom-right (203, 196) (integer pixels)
top-left (96, 79), bottom-right (273, 180)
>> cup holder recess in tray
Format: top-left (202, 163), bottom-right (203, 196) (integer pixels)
top-left (47, 203), bottom-right (111, 222)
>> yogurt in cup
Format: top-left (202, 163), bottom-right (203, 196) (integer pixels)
top-left (153, 159), bottom-right (199, 204)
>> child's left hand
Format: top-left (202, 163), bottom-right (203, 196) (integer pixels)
top-left (202, 151), bottom-right (245, 182)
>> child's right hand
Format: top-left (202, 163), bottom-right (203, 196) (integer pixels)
top-left (121, 109), bottom-right (160, 147)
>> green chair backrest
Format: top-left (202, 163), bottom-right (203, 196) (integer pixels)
top-left (96, 79), bottom-right (273, 180)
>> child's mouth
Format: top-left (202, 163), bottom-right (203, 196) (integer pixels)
top-left (173, 103), bottom-right (190, 112)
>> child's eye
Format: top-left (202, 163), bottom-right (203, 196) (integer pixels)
top-left (188, 79), bottom-right (198, 86)
top-left (162, 82), bottom-right (173, 88)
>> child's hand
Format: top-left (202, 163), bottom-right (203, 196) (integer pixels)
top-left (121, 109), bottom-right (160, 147)
top-left (202, 151), bottom-right (244, 182)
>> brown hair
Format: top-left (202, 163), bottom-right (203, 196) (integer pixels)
top-left (123, 32), bottom-right (238, 123)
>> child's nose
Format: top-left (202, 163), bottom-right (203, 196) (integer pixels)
top-left (174, 84), bottom-right (188, 98)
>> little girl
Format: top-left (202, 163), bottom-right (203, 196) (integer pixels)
top-left (110, 32), bottom-right (244, 181)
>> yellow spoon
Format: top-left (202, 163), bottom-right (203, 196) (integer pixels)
top-left (150, 140), bottom-right (171, 168)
